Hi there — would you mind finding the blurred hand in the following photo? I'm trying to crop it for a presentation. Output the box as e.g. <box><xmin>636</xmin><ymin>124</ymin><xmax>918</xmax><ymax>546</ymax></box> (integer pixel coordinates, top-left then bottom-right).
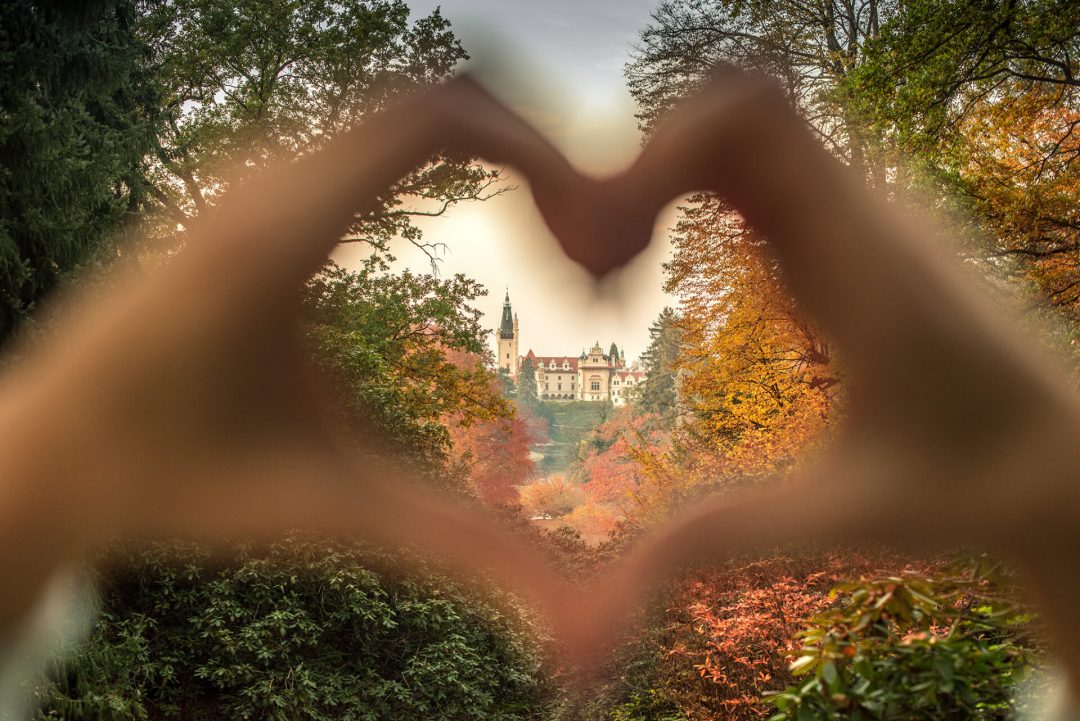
<box><xmin>555</xmin><ymin>71</ymin><xmax>1080</xmax><ymax>685</ymax></box>
<box><xmin>1</xmin><ymin>67</ymin><xmax>1078</xmax><ymax>690</ymax></box>
<box><xmin>0</xmin><ymin>76</ymin><xmax>586</xmax><ymax>629</ymax></box>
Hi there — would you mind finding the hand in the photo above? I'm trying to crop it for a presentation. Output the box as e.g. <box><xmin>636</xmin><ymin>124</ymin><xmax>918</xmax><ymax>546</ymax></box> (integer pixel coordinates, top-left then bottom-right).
<box><xmin>0</xmin><ymin>76</ymin><xmax>584</xmax><ymax>629</ymax></box>
<box><xmin>559</xmin><ymin>70</ymin><xmax>1080</xmax><ymax>686</ymax></box>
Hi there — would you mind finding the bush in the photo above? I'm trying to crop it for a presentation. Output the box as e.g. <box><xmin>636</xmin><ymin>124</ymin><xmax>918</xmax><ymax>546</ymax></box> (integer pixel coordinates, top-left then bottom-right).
<box><xmin>520</xmin><ymin>475</ymin><xmax>585</xmax><ymax>519</ymax></box>
<box><xmin>766</xmin><ymin>564</ymin><xmax>1034</xmax><ymax>721</ymax></box>
<box><xmin>35</xmin><ymin>539</ymin><xmax>549</xmax><ymax>721</ymax></box>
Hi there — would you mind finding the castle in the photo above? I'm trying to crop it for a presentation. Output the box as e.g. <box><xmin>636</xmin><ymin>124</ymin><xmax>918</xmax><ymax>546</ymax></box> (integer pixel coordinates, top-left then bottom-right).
<box><xmin>496</xmin><ymin>292</ymin><xmax>646</xmax><ymax>405</ymax></box>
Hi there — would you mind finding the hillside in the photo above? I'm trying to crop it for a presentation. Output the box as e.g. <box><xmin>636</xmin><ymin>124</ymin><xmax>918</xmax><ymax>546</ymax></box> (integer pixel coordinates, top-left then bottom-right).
<box><xmin>533</xmin><ymin>400</ymin><xmax>612</xmax><ymax>475</ymax></box>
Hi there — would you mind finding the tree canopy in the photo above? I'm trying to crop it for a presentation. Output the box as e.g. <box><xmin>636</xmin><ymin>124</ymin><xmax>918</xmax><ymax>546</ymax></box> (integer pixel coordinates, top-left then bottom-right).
<box><xmin>0</xmin><ymin>0</ymin><xmax>159</xmax><ymax>343</ymax></box>
<box><xmin>136</xmin><ymin>0</ymin><xmax>502</xmax><ymax>259</ymax></box>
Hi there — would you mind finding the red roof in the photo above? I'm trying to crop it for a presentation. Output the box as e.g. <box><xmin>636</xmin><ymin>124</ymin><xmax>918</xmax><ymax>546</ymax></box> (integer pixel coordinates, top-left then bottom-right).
<box><xmin>533</xmin><ymin>356</ymin><xmax>579</xmax><ymax>372</ymax></box>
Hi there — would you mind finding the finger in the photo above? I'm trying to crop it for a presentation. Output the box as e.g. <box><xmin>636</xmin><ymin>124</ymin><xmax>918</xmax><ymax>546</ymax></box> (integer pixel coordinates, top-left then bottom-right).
<box><xmin>424</xmin><ymin>77</ymin><xmax>643</xmax><ymax>277</ymax></box>
<box><xmin>620</xmin><ymin>70</ymin><xmax>1047</xmax><ymax>397</ymax></box>
<box><xmin>170</xmin><ymin>75</ymin><xmax>587</xmax><ymax>315</ymax></box>
<box><xmin>138</xmin><ymin>448</ymin><xmax>569</xmax><ymax>616</ymax></box>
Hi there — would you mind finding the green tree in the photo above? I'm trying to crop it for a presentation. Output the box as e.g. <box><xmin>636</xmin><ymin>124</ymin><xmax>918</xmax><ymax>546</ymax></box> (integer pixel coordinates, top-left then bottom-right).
<box><xmin>517</xmin><ymin>357</ymin><xmax>540</xmax><ymax>409</ymax></box>
<box><xmin>0</xmin><ymin>0</ymin><xmax>159</xmax><ymax>343</ymax></box>
<box><xmin>496</xmin><ymin>366</ymin><xmax>517</xmax><ymax>400</ymax></box>
<box><xmin>302</xmin><ymin>260</ymin><xmax>511</xmax><ymax>477</ymax></box>
<box><xmin>35</xmin><ymin>263</ymin><xmax>535</xmax><ymax>719</ymax></box>
<box><xmin>136</xmin><ymin>0</ymin><xmax>502</xmax><ymax>259</ymax></box>
<box><xmin>37</xmin><ymin>541</ymin><xmax>548</xmax><ymax>721</ymax></box>
<box><xmin>635</xmin><ymin>307</ymin><xmax>682</xmax><ymax>426</ymax></box>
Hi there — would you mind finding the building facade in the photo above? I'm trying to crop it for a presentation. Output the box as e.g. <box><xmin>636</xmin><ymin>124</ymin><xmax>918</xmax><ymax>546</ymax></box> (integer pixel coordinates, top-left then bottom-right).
<box><xmin>497</xmin><ymin>293</ymin><xmax>646</xmax><ymax>405</ymax></box>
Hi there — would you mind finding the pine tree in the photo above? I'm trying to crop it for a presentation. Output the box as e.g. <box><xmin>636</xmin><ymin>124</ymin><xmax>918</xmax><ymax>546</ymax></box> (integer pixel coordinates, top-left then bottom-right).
<box><xmin>517</xmin><ymin>357</ymin><xmax>540</xmax><ymax>408</ymax></box>
<box><xmin>636</xmin><ymin>307</ymin><xmax>681</xmax><ymax>425</ymax></box>
<box><xmin>0</xmin><ymin>0</ymin><xmax>160</xmax><ymax>343</ymax></box>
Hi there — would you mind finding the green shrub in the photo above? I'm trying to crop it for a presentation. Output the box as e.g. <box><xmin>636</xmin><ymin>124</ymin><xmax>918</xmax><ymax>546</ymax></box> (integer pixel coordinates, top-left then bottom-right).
<box><xmin>766</xmin><ymin>565</ymin><xmax>1034</xmax><ymax>721</ymax></box>
<box><xmin>36</xmin><ymin>539</ymin><xmax>549</xmax><ymax>721</ymax></box>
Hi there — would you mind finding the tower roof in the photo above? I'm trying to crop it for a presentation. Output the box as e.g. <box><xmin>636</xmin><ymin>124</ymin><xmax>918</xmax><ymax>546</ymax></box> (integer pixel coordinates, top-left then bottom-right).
<box><xmin>499</xmin><ymin>291</ymin><xmax>515</xmax><ymax>339</ymax></box>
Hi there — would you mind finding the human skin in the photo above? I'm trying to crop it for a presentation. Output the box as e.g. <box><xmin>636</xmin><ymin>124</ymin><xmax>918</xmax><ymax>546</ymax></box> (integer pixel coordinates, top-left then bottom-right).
<box><xmin>561</xmin><ymin>71</ymin><xmax>1080</xmax><ymax>691</ymax></box>
<box><xmin>0</xmin><ymin>76</ymin><xmax>584</xmax><ymax>632</ymax></box>
<box><xmin>0</xmin><ymin>69</ymin><xmax>1078</xmax><ymax>692</ymax></box>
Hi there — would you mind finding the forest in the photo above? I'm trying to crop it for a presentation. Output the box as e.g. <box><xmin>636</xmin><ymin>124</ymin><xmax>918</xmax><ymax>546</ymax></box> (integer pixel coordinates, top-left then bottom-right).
<box><xmin>1</xmin><ymin>0</ymin><xmax>1077</xmax><ymax>719</ymax></box>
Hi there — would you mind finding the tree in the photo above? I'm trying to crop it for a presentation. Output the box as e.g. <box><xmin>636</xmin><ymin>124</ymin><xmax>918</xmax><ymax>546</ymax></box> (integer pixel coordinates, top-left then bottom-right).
<box><xmin>660</xmin><ymin>199</ymin><xmax>837</xmax><ymax>483</ymax></box>
<box><xmin>37</xmin><ymin>263</ymin><xmax>537</xmax><ymax>719</ymax></box>
<box><xmin>635</xmin><ymin>307</ymin><xmax>682</xmax><ymax>425</ymax></box>
<box><xmin>448</xmin><ymin>415</ymin><xmax>534</xmax><ymax>506</ymax></box>
<box><xmin>626</xmin><ymin>0</ymin><xmax>891</xmax><ymax>179</ymax></box>
<box><xmin>302</xmin><ymin>262</ymin><xmax>510</xmax><ymax>476</ymax></box>
<box><xmin>846</xmin><ymin>0</ymin><xmax>1080</xmax><ymax>318</ymax></box>
<box><xmin>136</xmin><ymin>0</ymin><xmax>503</xmax><ymax>259</ymax></box>
<box><xmin>37</xmin><ymin>541</ymin><xmax>548</xmax><ymax>721</ymax></box>
<box><xmin>496</xmin><ymin>366</ymin><xmax>517</xmax><ymax>400</ymax></box>
<box><xmin>0</xmin><ymin>0</ymin><xmax>159</xmax><ymax>343</ymax></box>
<box><xmin>517</xmin><ymin>357</ymin><xmax>540</xmax><ymax>408</ymax></box>
<box><xmin>446</xmin><ymin>353</ymin><xmax>537</xmax><ymax>507</ymax></box>
<box><xmin>519</xmin><ymin>475</ymin><xmax>584</xmax><ymax>519</ymax></box>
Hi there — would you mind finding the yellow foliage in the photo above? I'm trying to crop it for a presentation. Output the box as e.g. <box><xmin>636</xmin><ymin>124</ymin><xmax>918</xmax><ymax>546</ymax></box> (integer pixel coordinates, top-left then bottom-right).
<box><xmin>665</xmin><ymin>197</ymin><xmax>837</xmax><ymax>482</ymax></box>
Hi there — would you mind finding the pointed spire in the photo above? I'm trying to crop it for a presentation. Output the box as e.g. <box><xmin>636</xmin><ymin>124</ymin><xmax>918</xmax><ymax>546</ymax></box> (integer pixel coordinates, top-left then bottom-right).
<box><xmin>499</xmin><ymin>289</ymin><xmax>515</xmax><ymax>339</ymax></box>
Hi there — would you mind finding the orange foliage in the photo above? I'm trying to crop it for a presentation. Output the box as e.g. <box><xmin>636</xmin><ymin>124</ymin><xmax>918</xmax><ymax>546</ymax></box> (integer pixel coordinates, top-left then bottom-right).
<box><xmin>655</xmin><ymin>552</ymin><xmax>934</xmax><ymax>721</ymax></box>
<box><xmin>957</xmin><ymin>82</ymin><xmax>1080</xmax><ymax>315</ymax></box>
<box><xmin>443</xmin><ymin>349</ymin><xmax>535</xmax><ymax>506</ymax></box>
<box><xmin>665</xmin><ymin>199</ymin><xmax>837</xmax><ymax>481</ymax></box>
<box><xmin>449</xmin><ymin>415</ymin><xmax>534</xmax><ymax>506</ymax></box>
<box><xmin>561</xmin><ymin>500</ymin><xmax>620</xmax><ymax>545</ymax></box>
<box><xmin>519</xmin><ymin>474</ymin><xmax>584</xmax><ymax>519</ymax></box>
<box><xmin>577</xmin><ymin>407</ymin><xmax>674</xmax><ymax>522</ymax></box>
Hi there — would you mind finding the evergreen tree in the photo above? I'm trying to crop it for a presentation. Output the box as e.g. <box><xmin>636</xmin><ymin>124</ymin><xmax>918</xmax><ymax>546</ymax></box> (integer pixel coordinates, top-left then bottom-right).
<box><xmin>636</xmin><ymin>307</ymin><xmax>681</xmax><ymax>425</ymax></box>
<box><xmin>0</xmin><ymin>0</ymin><xmax>159</xmax><ymax>343</ymax></box>
<box><xmin>517</xmin><ymin>357</ymin><xmax>540</xmax><ymax>408</ymax></box>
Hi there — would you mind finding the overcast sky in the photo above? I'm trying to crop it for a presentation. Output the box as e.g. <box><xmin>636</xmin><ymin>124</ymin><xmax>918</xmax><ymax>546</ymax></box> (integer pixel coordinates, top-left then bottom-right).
<box><xmin>333</xmin><ymin>0</ymin><xmax>679</xmax><ymax>363</ymax></box>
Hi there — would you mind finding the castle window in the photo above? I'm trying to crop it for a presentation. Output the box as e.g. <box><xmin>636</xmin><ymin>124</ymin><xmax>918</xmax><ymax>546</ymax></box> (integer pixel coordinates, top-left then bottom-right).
<box><xmin>590</xmin><ymin>380</ymin><xmax>600</xmax><ymax>391</ymax></box>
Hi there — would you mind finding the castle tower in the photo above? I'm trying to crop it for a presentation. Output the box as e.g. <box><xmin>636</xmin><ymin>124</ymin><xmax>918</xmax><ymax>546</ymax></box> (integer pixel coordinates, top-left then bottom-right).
<box><xmin>497</xmin><ymin>291</ymin><xmax>520</xmax><ymax>377</ymax></box>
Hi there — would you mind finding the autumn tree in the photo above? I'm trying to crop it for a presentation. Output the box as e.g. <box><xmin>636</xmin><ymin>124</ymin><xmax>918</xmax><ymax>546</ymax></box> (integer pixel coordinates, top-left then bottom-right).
<box><xmin>445</xmin><ymin>353</ymin><xmax>536</xmax><ymax>507</ymax></box>
<box><xmin>624</xmin><ymin>0</ymin><xmax>859</xmax><ymax>488</ymax></box>
<box><xmin>665</xmin><ymin>201</ymin><xmax>836</xmax><ymax>480</ymax></box>
<box><xmin>519</xmin><ymin>475</ymin><xmax>584</xmax><ymax>519</ymax></box>
<box><xmin>573</xmin><ymin>407</ymin><xmax>671</xmax><ymax>520</ymax></box>
<box><xmin>846</xmin><ymin>0</ymin><xmax>1080</xmax><ymax>319</ymax></box>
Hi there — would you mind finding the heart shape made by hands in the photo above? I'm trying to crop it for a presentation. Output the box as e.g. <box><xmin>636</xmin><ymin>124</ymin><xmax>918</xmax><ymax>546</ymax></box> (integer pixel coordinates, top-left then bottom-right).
<box><xmin>6</xmin><ymin>67</ymin><xmax>1080</xmax><ymax>690</ymax></box>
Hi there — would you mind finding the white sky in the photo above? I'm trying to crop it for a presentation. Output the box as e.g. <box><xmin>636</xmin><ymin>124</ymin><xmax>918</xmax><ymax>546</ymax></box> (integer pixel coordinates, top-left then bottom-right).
<box><xmin>332</xmin><ymin>0</ymin><xmax>680</xmax><ymax>363</ymax></box>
